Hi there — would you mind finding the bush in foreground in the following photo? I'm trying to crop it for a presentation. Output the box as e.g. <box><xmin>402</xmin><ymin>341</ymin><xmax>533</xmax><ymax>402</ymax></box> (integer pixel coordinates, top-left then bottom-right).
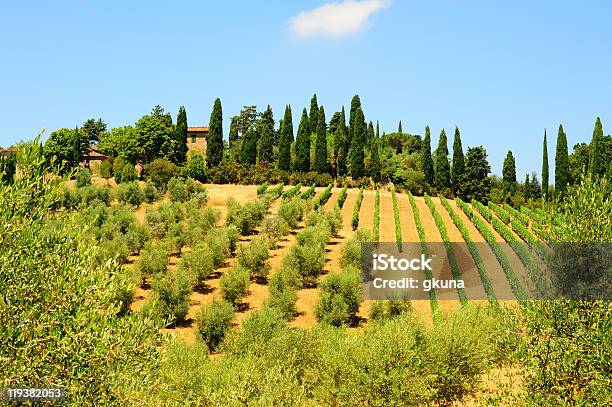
<box><xmin>117</xmin><ymin>181</ymin><xmax>144</xmax><ymax>207</ymax></box>
<box><xmin>237</xmin><ymin>235</ymin><xmax>271</xmax><ymax>280</ymax></box>
<box><xmin>315</xmin><ymin>269</ymin><xmax>362</xmax><ymax>326</ymax></box>
<box><xmin>146</xmin><ymin>267</ymin><xmax>192</xmax><ymax>325</ymax></box>
<box><xmin>196</xmin><ymin>300</ymin><xmax>234</xmax><ymax>351</ymax></box>
<box><xmin>220</xmin><ymin>266</ymin><xmax>250</xmax><ymax>306</ymax></box>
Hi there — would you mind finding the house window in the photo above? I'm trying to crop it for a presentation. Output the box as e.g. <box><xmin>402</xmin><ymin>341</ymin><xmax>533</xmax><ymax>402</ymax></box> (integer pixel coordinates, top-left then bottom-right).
<box><xmin>192</xmin><ymin>135</ymin><xmax>196</xmax><ymax>143</ymax></box>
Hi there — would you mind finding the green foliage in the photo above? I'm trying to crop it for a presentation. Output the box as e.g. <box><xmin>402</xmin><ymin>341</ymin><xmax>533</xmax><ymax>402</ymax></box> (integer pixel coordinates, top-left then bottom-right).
<box><xmin>132</xmin><ymin>106</ymin><xmax>176</xmax><ymax>163</ymax></box>
<box><xmin>278</xmin><ymin>105</ymin><xmax>293</xmax><ymax>171</ymax></box>
<box><xmin>116</xmin><ymin>181</ymin><xmax>144</xmax><ymax>207</ymax></box>
<box><xmin>146</xmin><ymin>268</ymin><xmax>192</xmax><ymax>325</ymax></box>
<box><xmin>300</xmin><ymin>183</ymin><xmax>316</xmax><ymax>199</ymax></box>
<box><xmin>336</xmin><ymin>185</ymin><xmax>348</xmax><ymax>208</ymax></box>
<box><xmin>488</xmin><ymin>202</ymin><xmax>510</xmax><ymax>223</ymax></box>
<box><xmin>451</xmin><ymin>126</ymin><xmax>465</xmax><ymax>193</ymax></box>
<box><xmin>239</xmin><ymin>126</ymin><xmax>258</xmax><ymax>165</ymax></box>
<box><xmin>316</xmin><ymin>269</ymin><xmax>362</xmax><ymax>326</ymax></box>
<box><xmin>225</xmin><ymin>199</ymin><xmax>267</xmax><ymax>235</ymax></box>
<box><xmin>174</xmin><ymin>105</ymin><xmax>188</xmax><ymax>163</ymax></box>
<box><xmin>278</xmin><ymin>196</ymin><xmax>305</xmax><ymax>229</ymax></box>
<box><xmin>256</xmin><ymin>105</ymin><xmax>275</xmax><ymax>166</ymax></box>
<box><xmin>555</xmin><ymin>124</ymin><xmax>570</xmax><ymax>195</ymax></box>
<box><xmin>220</xmin><ymin>266</ymin><xmax>250</xmax><ymax>306</ymax></box>
<box><xmin>179</xmin><ymin>243</ymin><xmax>215</xmax><ymax>284</ymax></box>
<box><xmin>282</xmin><ymin>183</ymin><xmax>301</xmax><ymax>199</ymax></box>
<box><xmin>340</xmin><ymin>229</ymin><xmax>372</xmax><ymax>270</ymax></box>
<box><xmin>349</xmin><ymin>99</ymin><xmax>366</xmax><ymax>178</ymax></box>
<box><xmin>504</xmin><ymin>203</ymin><xmax>529</xmax><ymax>226</ymax></box>
<box><xmin>144</xmin><ymin>158</ymin><xmax>180</xmax><ymax>192</ymax></box>
<box><xmin>373</xmin><ymin>188</ymin><xmax>380</xmax><ymax>241</ymax></box>
<box><xmin>434</xmin><ymin>129</ymin><xmax>451</xmax><ymax>189</ymax></box>
<box><xmin>424</xmin><ymin>194</ymin><xmax>467</xmax><ymax>305</ymax></box>
<box><xmin>260</xmin><ymin>215</ymin><xmax>290</xmax><ymax>242</ymax></box>
<box><xmin>257</xmin><ymin>181</ymin><xmax>269</xmax><ymax>195</ymax></box>
<box><xmin>408</xmin><ymin>191</ymin><xmax>440</xmax><ymax>316</ymax></box>
<box><xmin>457</xmin><ymin>146</ymin><xmax>492</xmax><ymax>203</ymax></box>
<box><xmin>314</xmin><ymin>184</ymin><xmax>333</xmax><ymax>209</ymax></box>
<box><xmin>183</xmin><ymin>153</ymin><xmax>207</xmax><ymax>182</ymax></box>
<box><xmin>136</xmin><ymin>240</ymin><xmax>171</xmax><ymax>284</ymax></box>
<box><xmin>589</xmin><ymin>117</ymin><xmax>606</xmax><ymax>177</ymax></box>
<box><xmin>334</xmin><ymin>107</ymin><xmax>349</xmax><ymax>176</ymax></box>
<box><xmin>369</xmin><ymin>299</ymin><xmax>411</xmax><ymax>321</ymax></box>
<box><xmin>440</xmin><ymin>196</ymin><xmax>496</xmax><ymax>301</ymax></box>
<box><xmin>196</xmin><ymin>300</ymin><xmax>234</xmax><ymax>351</ymax></box>
<box><xmin>117</xmin><ymin>161</ymin><xmax>137</xmax><ymax>183</ymax></box>
<box><xmin>391</xmin><ymin>188</ymin><xmax>402</xmax><ymax>248</ymax></box>
<box><xmin>542</xmin><ymin>130</ymin><xmax>549</xmax><ymax>197</ymax></box>
<box><xmin>295</xmin><ymin>108</ymin><xmax>311</xmax><ymax>172</ymax></box>
<box><xmin>502</xmin><ymin>150</ymin><xmax>517</xmax><ymax>193</ymax></box>
<box><xmin>43</xmin><ymin>127</ymin><xmax>89</xmax><ymax>173</ymax></box>
<box><xmin>238</xmin><ymin>235</ymin><xmax>271</xmax><ymax>279</ymax></box>
<box><xmin>421</xmin><ymin>126</ymin><xmax>435</xmax><ymax>185</ymax></box>
<box><xmin>98</xmin><ymin>158</ymin><xmax>112</xmax><ymax>178</ymax></box>
<box><xmin>266</xmin><ymin>267</ymin><xmax>299</xmax><ymax>319</ymax></box>
<box><xmin>313</xmin><ymin>105</ymin><xmax>328</xmax><ymax>173</ymax></box>
<box><xmin>306</xmin><ymin>206</ymin><xmax>342</xmax><ymax>236</ymax></box>
<box><xmin>143</xmin><ymin>180</ymin><xmax>161</xmax><ymax>203</ymax></box>
<box><xmin>76</xmin><ymin>167</ymin><xmax>92</xmax><ymax>187</ymax></box>
<box><xmin>207</xmin><ymin>98</ymin><xmax>224</xmax><ymax>166</ymax></box>
<box><xmin>167</xmin><ymin>177</ymin><xmax>206</xmax><ymax>203</ymax></box>
<box><xmin>265</xmin><ymin>182</ymin><xmax>284</xmax><ymax>199</ymax></box>
<box><xmin>351</xmin><ymin>188</ymin><xmax>364</xmax><ymax>230</ymax></box>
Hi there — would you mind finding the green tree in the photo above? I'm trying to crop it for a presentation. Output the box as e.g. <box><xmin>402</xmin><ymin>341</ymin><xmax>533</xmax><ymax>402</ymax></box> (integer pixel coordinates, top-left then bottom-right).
<box><xmin>524</xmin><ymin>173</ymin><xmax>531</xmax><ymax>199</ymax></box>
<box><xmin>229</xmin><ymin>116</ymin><xmax>240</xmax><ymax>150</ymax></box>
<box><xmin>207</xmin><ymin>98</ymin><xmax>224</xmax><ymax>166</ymax></box>
<box><xmin>349</xmin><ymin>105</ymin><xmax>365</xmax><ymax>179</ymax></box>
<box><xmin>398</xmin><ymin>121</ymin><xmax>403</xmax><ymax>134</ymax></box>
<box><xmin>295</xmin><ymin>108</ymin><xmax>310</xmax><ymax>172</ymax></box>
<box><xmin>451</xmin><ymin>126</ymin><xmax>465</xmax><ymax>194</ymax></box>
<box><xmin>434</xmin><ymin>129</ymin><xmax>451</xmax><ymax>189</ymax></box>
<box><xmin>313</xmin><ymin>106</ymin><xmax>328</xmax><ymax>173</ymax></box>
<box><xmin>0</xmin><ymin>150</ymin><xmax>16</xmax><ymax>184</ymax></box>
<box><xmin>97</xmin><ymin>125</ymin><xmax>140</xmax><ymax>163</ymax></box>
<box><xmin>333</xmin><ymin>107</ymin><xmax>349</xmax><ymax>177</ymax></box>
<box><xmin>458</xmin><ymin>146</ymin><xmax>491</xmax><ymax>203</ymax></box>
<box><xmin>502</xmin><ymin>150</ymin><xmax>517</xmax><ymax>193</ymax></box>
<box><xmin>370</xmin><ymin>125</ymin><xmax>381</xmax><ymax>183</ymax></box>
<box><xmin>134</xmin><ymin>106</ymin><xmax>175</xmax><ymax>163</ymax></box>
<box><xmin>81</xmin><ymin>118</ymin><xmax>106</xmax><ymax>143</ymax></box>
<box><xmin>256</xmin><ymin>105</ymin><xmax>275</xmax><ymax>166</ymax></box>
<box><xmin>238</xmin><ymin>106</ymin><xmax>257</xmax><ymax>136</ymax></box>
<box><xmin>43</xmin><ymin>127</ymin><xmax>88</xmax><ymax>173</ymax></box>
<box><xmin>367</xmin><ymin>121</ymin><xmax>375</xmax><ymax>148</ymax></box>
<box><xmin>174</xmin><ymin>106</ymin><xmax>188</xmax><ymax>163</ymax></box>
<box><xmin>348</xmin><ymin>95</ymin><xmax>362</xmax><ymax>138</ymax></box>
<box><xmin>555</xmin><ymin>124</ymin><xmax>570</xmax><ymax>195</ymax></box>
<box><xmin>309</xmin><ymin>94</ymin><xmax>319</xmax><ymax>136</ymax></box>
<box><xmin>239</xmin><ymin>127</ymin><xmax>257</xmax><ymax>165</ymax></box>
<box><xmin>278</xmin><ymin>105</ymin><xmax>293</xmax><ymax>171</ymax></box>
<box><xmin>421</xmin><ymin>126</ymin><xmax>434</xmax><ymax>185</ymax></box>
<box><xmin>542</xmin><ymin>129</ymin><xmax>549</xmax><ymax>197</ymax></box>
<box><xmin>589</xmin><ymin>117</ymin><xmax>605</xmax><ymax>178</ymax></box>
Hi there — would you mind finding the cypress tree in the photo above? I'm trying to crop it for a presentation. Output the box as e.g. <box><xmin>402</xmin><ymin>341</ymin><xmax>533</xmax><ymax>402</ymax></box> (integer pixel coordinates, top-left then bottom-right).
<box><xmin>458</xmin><ymin>146</ymin><xmax>492</xmax><ymax>203</ymax></box>
<box><xmin>174</xmin><ymin>106</ymin><xmax>188</xmax><ymax>163</ymax></box>
<box><xmin>370</xmin><ymin>126</ymin><xmax>381</xmax><ymax>183</ymax></box>
<box><xmin>239</xmin><ymin>127</ymin><xmax>257</xmax><ymax>165</ymax></box>
<box><xmin>524</xmin><ymin>173</ymin><xmax>531</xmax><ymax>199</ymax></box>
<box><xmin>349</xmin><ymin>107</ymin><xmax>365</xmax><ymax>178</ymax></box>
<box><xmin>314</xmin><ymin>106</ymin><xmax>327</xmax><ymax>173</ymax></box>
<box><xmin>376</xmin><ymin>121</ymin><xmax>380</xmax><ymax>139</ymax></box>
<box><xmin>542</xmin><ymin>130</ymin><xmax>549</xmax><ymax>197</ymax></box>
<box><xmin>256</xmin><ymin>105</ymin><xmax>275</xmax><ymax>166</ymax></box>
<box><xmin>228</xmin><ymin>116</ymin><xmax>240</xmax><ymax>150</ymax></box>
<box><xmin>451</xmin><ymin>126</ymin><xmax>465</xmax><ymax>194</ymax></box>
<box><xmin>589</xmin><ymin>117</ymin><xmax>605</xmax><ymax>177</ymax></box>
<box><xmin>334</xmin><ymin>107</ymin><xmax>348</xmax><ymax>176</ymax></box>
<box><xmin>398</xmin><ymin>121</ymin><xmax>403</xmax><ymax>134</ymax></box>
<box><xmin>502</xmin><ymin>150</ymin><xmax>517</xmax><ymax>193</ymax></box>
<box><xmin>278</xmin><ymin>105</ymin><xmax>293</xmax><ymax>171</ymax></box>
<box><xmin>421</xmin><ymin>126</ymin><xmax>434</xmax><ymax>185</ymax></box>
<box><xmin>348</xmin><ymin>95</ymin><xmax>362</xmax><ymax>138</ymax></box>
<box><xmin>434</xmin><ymin>129</ymin><xmax>451</xmax><ymax>189</ymax></box>
<box><xmin>207</xmin><ymin>98</ymin><xmax>224</xmax><ymax>166</ymax></box>
<box><xmin>295</xmin><ymin>108</ymin><xmax>310</xmax><ymax>172</ymax></box>
<box><xmin>555</xmin><ymin>124</ymin><xmax>570</xmax><ymax>194</ymax></box>
<box><xmin>309</xmin><ymin>94</ymin><xmax>319</xmax><ymax>135</ymax></box>
<box><xmin>367</xmin><ymin>121</ymin><xmax>375</xmax><ymax>147</ymax></box>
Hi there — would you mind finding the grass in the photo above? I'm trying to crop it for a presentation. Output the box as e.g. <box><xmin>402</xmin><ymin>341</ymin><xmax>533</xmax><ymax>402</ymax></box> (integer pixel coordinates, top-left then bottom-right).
<box><xmin>351</xmin><ymin>188</ymin><xmax>364</xmax><ymax>231</ymax></box>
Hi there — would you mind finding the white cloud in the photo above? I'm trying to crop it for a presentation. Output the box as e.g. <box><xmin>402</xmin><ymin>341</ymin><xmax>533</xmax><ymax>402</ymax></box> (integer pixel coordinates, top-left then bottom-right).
<box><xmin>289</xmin><ymin>0</ymin><xmax>390</xmax><ymax>38</ymax></box>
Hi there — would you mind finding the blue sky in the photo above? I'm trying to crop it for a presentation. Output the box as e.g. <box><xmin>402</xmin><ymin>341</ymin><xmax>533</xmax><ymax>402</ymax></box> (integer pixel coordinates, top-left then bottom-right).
<box><xmin>0</xmin><ymin>0</ymin><xmax>610</xmax><ymax>178</ymax></box>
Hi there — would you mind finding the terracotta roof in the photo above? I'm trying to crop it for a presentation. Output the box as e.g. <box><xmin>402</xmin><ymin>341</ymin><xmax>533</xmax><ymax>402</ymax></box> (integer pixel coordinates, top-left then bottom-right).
<box><xmin>188</xmin><ymin>126</ymin><xmax>209</xmax><ymax>132</ymax></box>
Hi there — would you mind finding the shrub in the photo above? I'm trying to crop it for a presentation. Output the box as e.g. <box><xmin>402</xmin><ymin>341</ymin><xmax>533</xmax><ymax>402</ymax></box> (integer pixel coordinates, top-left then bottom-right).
<box><xmin>266</xmin><ymin>268</ymin><xmax>299</xmax><ymax>320</ymax></box>
<box><xmin>300</xmin><ymin>183</ymin><xmax>316</xmax><ymax>199</ymax></box>
<box><xmin>167</xmin><ymin>221</ymin><xmax>188</xmax><ymax>252</ymax></box>
<box><xmin>315</xmin><ymin>269</ymin><xmax>362</xmax><ymax>326</ymax></box>
<box><xmin>125</xmin><ymin>222</ymin><xmax>149</xmax><ymax>253</ymax></box>
<box><xmin>306</xmin><ymin>207</ymin><xmax>342</xmax><ymax>236</ymax></box>
<box><xmin>369</xmin><ymin>299</ymin><xmax>411</xmax><ymax>321</ymax></box>
<box><xmin>351</xmin><ymin>188</ymin><xmax>364</xmax><ymax>230</ymax></box>
<box><xmin>137</xmin><ymin>240</ymin><xmax>171</xmax><ymax>285</ymax></box>
<box><xmin>143</xmin><ymin>180</ymin><xmax>161</xmax><ymax>203</ymax></box>
<box><xmin>226</xmin><ymin>199</ymin><xmax>267</xmax><ymax>235</ymax></box>
<box><xmin>340</xmin><ymin>229</ymin><xmax>372</xmax><ymax>270</ymax></box>
<box><xmin>168</xmin><ymin>177</ymin><xmax>189</xmax><ymax>202</ymax></box>
<box><xmin>285</xmin><ymin>239</ymin><xmax>326</xmax><ymax>286</ymax></box>
<box><xmin>98</xmin><ymin>233</ymin><xmax>130</xmax><ymax>264</ymax></box>
<box><xmin>278</xmin><ymin>197</ymin><xmax>305</xmax><ymax>229</ymax></box>
<box><xmin>504</xmin><ymin>203</ymin><xmax>530</xmax><ymax>226</ymax></box>
<box><xmin>266</xmin><ymin>183</ymin><xmax>284</xmax><ymax>199</ymax></box>
<box><xmin>282</xmin><ymin>183</ymin><xmax>301</xmax><ymax>199</ymax></box>
<box><xmin>489</xmin><ymin>202</ymin><xmax>510</xmax><ymax>224</ymax></box>
<box><xmin>260</xmin><ymin>215</ymin><xmax>290</xmax><ymax>242</ymax></box>
<box><xmin>196</xmin><ymin>300</ymin><xmax>234</xmax><ymax>351</ymax></box>
<box><xmin>99</xmin><ymin>158</ymin><xmax>113</xmax><ymax>178</ymax></box>
<box><xmin>78</xmin><ymin>185</ymin><xmax>111</xmax><ymax>207</ymax></box>
<box><xmin>336</xmin><ymin>185</ymin><xmax>348</xmax><ymax>208</ymax></box>
<box><xmin>144</xmin><ymin>158</ymin><xmax>180</xmax><ymax>191</ymax></box>
<box><xmin>76</xmin><ymin>167</ymin><xmax>91</xmax><ymax>187</ymax></box>
<box><xmin>148</xmin><ymin>267</ymin><xmax>192</xmax><ymax>325</ymax></box>
<box><xmin>237</xmin><ymin>235</ymin><xmax>271</xmax><ymax>280</ymax></box>
<box><xmin>220</xmin><ymin>266</ymin><xmax>250</xmax><ymax>306</ymax></box>
<box><xmin>314</xmin><ymin>184</ymin><xmax>333</xmax><ymax>209</ymax></box>
<box><xmin>179</xmin><ymin>243</ymin><xmax>215</xmax><ymax>285</ymax></box>
<box><xmin>117</xmin><ymin>181</ymin><xmax>144</xmax><ymax>207</ymax></box>
<box><xmin>112</xmin><ymin>156</ymin><xmax>128</xmax><ymax>178</ymax></box>
<box><xmin>205</xmin><ymin>227</ymin><xmax>232</xmax><ymax>268</ymax></box>
<box><xmin>118</xmin><ymin>162</ymin><xmax>137</xmax><ymax>183</ymax></box>
<box><xmin>183</xmin><ymin>153</ymin><xmax>207</xmax><ymax>182</ymax></box>
<box><xmin>257</xmin><ymin>181</ymin><xmax>270</xmax><ymax>195</ymax></box>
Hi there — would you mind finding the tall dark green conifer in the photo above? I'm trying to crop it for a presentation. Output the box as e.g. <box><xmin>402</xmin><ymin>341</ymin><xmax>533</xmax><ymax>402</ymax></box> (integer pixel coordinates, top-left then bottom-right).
<box><xmin>451</xmin><ymin>126</ymin><xmax>465</xmax><ymax>194</ymax></box>
<box><xmin>370</xmin><ymin>125</ymin><xmax>381</xmax><ymax>183</ymax></box>
<box><xmin>228</xmin><ymin>116</ymin><xmax>239</xmax><ymax>150</ymax></box>
<box><xmin>348</xmin><ymin>95</ymin><xmax>362</xmax><ymax>138</ymax></box>
<box><xmin>398</xmin><ymin>121</ymin><xmax>403</xmax><ymax>134</ymax></box>
<box><xmin>421</xmin><ymin>126</ymin><xmax>434</xmax><ymax>185</ymax></box>
<box><xmin>174</xmin><ymin>106</ymin><xmax>188</xmax><ymax>163</ymax></box>
<box><xmin>542</xmin><ymin>130</ymin><xmax>549</xmax><ymax>197</ymax></box>
<box><xmin>314</xmin><ymin>106</ymin><xmax>327</xmax><ymax>173</ymax></box>
<box><xmin>295</xmin><ymin>108</ymin><xmax>310</xmax><ymax>172</ymax></box>
<box><xmin>309</xmin><ymin>94</ymin><xmax>319</xmax><ymax>135</ymax></box>
<box><xmin>502</xmin><ymin>151</ymin><xmax>517</xmax><ymax>193</ymax></box>
<box><xmin>434</xmin><ymin>129</ymin><xmax>451</xmax><ymax>189</ymax></box>
<box><xmin>555</xmin><ymin>124</ymin><xmax>570</xmax><ymax>194</ymax></box>
<box><xmin>207</xmin><ymin>98</ymin><xmax>224</xmax><ymax>166</ymax></box>
<box><xmin>278</xmin><ymin>105</ymin><xmax>293</xmax><ymax>171</ymax></box>
<box><xmin>349</xmin><ymin>107</ymin><xmax>365</xmax><ymax>178</ymax></box>
<box><xmin>239</xmin><ymin>127</ymin><xmax>257</xmax><ymax>165</ymax></box>
<box><xmin>524</xmin><ymin>173</ymin><xmax>531</xmax><ymax>199</ymax></box>
<box><xmin>458</xmin><ymin>146</ymin><xmax>492</xmax><ymax>203</ymax></box>
<box><xmin>334</xmin><ymin>107</ymin><xmax>348</xmax><ymax>176</ymax></box>
<box><xmin>256</xmin><ymin>105</ymin><xmax>274</xmax><ymax>166</ymax></box>
<box><xmin>589</xmin><ymin>117</ymin><xmax>605</xmax><ymax>178</ymax></box>
<box><xmin>367</xmin><ymin>121</ymin><xmax>375</xmax><ymax>148</ymax></box>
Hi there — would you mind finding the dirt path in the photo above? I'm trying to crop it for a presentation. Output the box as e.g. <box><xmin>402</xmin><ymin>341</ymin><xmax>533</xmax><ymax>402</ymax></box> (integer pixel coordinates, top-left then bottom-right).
<box><xmin>445</xmin><ymin>200</ymin><xmax>515</xmax><ymax>300</ymax></box>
